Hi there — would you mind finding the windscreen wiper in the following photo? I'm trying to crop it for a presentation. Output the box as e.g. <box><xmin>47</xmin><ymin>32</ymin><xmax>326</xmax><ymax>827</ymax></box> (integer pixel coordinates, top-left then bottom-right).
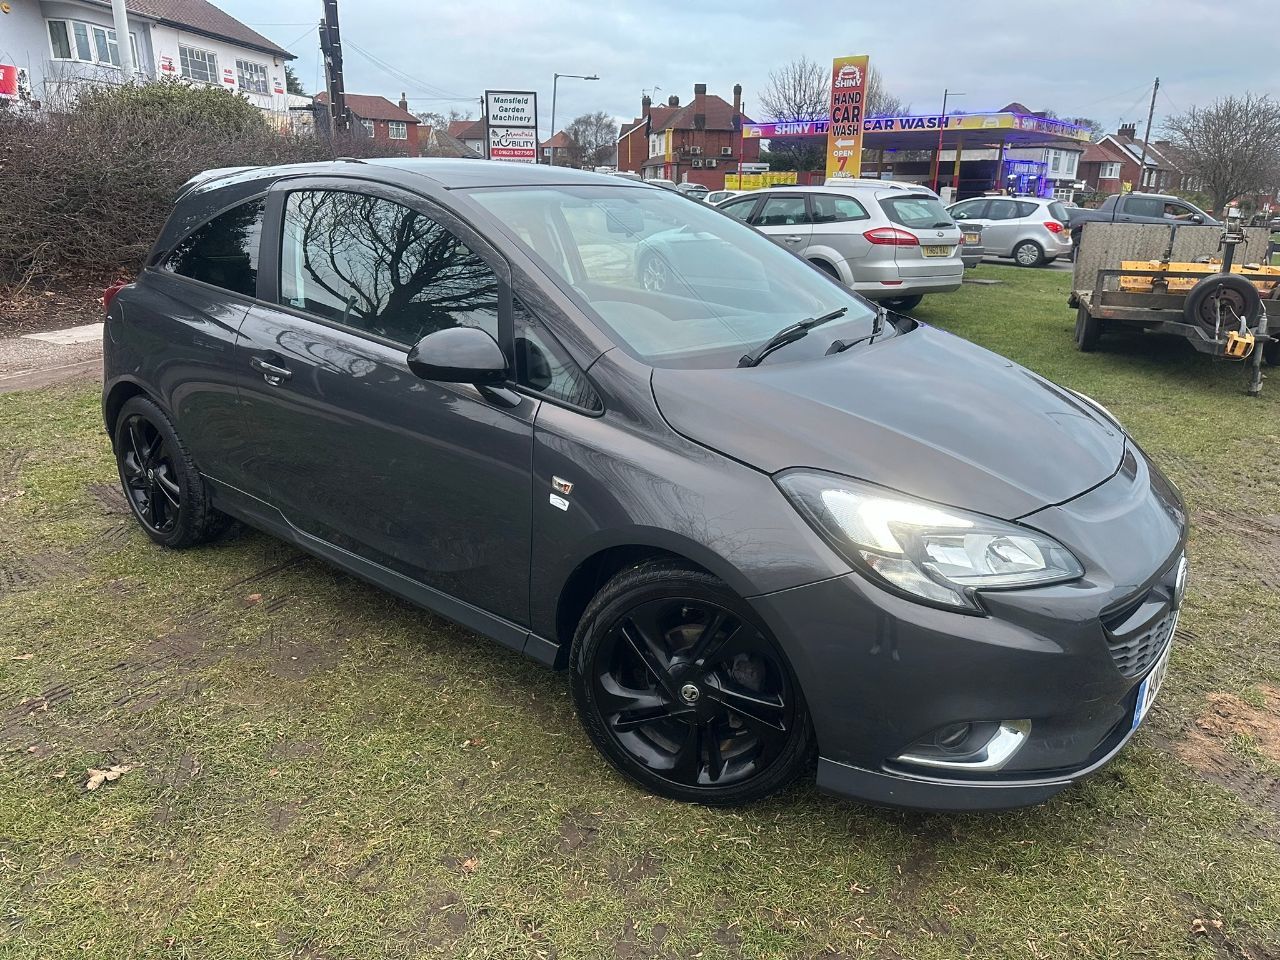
<box><xmin>827</xmin><ymin>304</ymin><xmax>888</xmax><ymax>355</ymax></box>
<box><xmin>738</xmin><ymin>307</ymin><xmax>848</xmax><ymax>368</ymax></box>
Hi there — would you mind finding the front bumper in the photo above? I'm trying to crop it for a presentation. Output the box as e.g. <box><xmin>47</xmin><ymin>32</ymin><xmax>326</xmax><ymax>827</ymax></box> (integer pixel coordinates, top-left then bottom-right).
<box><xmin>751</xmin><ymin>444</ymin><xmax>1186</xmax><ymax>810</ymax></box>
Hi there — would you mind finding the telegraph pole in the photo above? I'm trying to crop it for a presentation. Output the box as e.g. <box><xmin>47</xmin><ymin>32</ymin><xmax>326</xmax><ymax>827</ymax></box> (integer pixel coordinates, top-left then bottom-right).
<box><xmin>1137</xmin><ymin>77</ymin><xmax>1159</xmax><ymax>189</ymax></box>
<box><xmin>109</xmin><ymin>0</ymin><xmax>134</xmax><ymax>80</ymax></box>
<box><xmin>319</xmin><ymin>0</ymin><xmax>349</xmax><ymax>136</ymax></box>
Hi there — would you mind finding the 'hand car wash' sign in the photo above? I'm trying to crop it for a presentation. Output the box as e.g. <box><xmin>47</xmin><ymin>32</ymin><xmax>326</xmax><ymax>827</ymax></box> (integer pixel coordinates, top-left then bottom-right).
<box><xmin>825</xmin><ymin>55</ymin><xmax>869</xmax><ymax>181</ymax></box>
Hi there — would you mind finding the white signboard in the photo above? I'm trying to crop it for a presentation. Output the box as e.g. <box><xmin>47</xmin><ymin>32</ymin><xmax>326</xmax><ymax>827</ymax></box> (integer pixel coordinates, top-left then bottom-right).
<box><xmin>488</xmin><ymin>126</ymin><xmax>538</xmax><ymax>163</ymax></box>
<box><xmin>485</xmin><ymin>91</ymin><xmax>537</xmax><ymax>129</ymax></box>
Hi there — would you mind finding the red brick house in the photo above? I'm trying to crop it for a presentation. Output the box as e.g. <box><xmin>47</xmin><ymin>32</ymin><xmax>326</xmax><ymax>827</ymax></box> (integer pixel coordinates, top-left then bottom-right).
<box><xmin>315</xmin><ymin>91</ymin><xmax>420</xmax><ymax>152</ymax></box>
<box><xmin>540</xmin><ymin>131</ymin><xmax>575</xmax><ymax>164</ymax></box>
<box><xmin>1077</xmin><ymin>123</ymin><xmax>1183</xmax><ymax>196</ymax></box>
<box><xmin>617</xmin><ymin>83</ymin><xmax>759</xmax><ymax>188</ymax></box>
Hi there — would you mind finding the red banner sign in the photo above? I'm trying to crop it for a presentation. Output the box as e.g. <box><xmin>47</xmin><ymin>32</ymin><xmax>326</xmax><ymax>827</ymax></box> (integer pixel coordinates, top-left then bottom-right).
<box><xmin>0</xmin><ymin>64</ymin><xmax>18</xmax><ymax>100</ymax></box>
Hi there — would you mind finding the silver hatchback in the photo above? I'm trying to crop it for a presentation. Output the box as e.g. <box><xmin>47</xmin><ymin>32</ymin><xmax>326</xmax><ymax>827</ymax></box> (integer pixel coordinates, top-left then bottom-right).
<box><xmin>947</xmin><ymin>196</ymin><xmax>1073</xmax><ymax>267</ymax></box>
<box><xmin>717</xmin><ymin>185</ymin><xmax>963</xmax><ymax>311</ymax></box>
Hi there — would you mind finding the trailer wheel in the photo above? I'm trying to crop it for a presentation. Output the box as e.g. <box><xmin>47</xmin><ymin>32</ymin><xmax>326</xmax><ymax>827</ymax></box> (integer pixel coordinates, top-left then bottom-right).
<box><xmin>1184</xmin><ymin>273</ymin><xmax>1262</xmax><ymax>332</ymax></box>
<box><xmin>1075</xmin><ymin>305</ymin><xmax>1102</xmax><ymax>352</ymax></box>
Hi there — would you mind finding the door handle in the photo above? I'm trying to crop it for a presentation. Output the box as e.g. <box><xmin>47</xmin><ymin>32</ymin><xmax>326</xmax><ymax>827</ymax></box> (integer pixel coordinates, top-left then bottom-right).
<box><xmin>250</xmin><ymin>355</ymin><xmax>292</xmax><ymax>384</ymax></box>
<box><xmin>784</xmin><ymin>235</ymin><xmax>805</xmax><ymax>244</ymax></box>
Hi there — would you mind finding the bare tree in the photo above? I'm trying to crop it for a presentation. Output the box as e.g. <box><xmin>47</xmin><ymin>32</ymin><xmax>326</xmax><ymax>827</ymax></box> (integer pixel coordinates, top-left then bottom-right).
<box><xmin>564</xmin><ymin>111</ymin><xmax>618</xmax><ymax>168</ymax></box>
<box><xmin>414</xmin><ymin>106</ymin><xmax>474</xmax><ymax>130</ymax></box>
<box><xmin>865</xmin><ymin>69</ymin><xmax>908</xmax><ymax>118</ymax></box>
<box><xmin>1164</xmin><ymin>93</ymin><xmax>1280</xmax><ymax>213</ymax></box>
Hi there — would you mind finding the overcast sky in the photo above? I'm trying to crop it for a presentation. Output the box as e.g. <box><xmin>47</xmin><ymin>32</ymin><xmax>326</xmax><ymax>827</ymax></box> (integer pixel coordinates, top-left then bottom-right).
<box><xmin>224</xmin><ymin>0</ymin><xmax>1278</xmax><ymax>138</ymax></box>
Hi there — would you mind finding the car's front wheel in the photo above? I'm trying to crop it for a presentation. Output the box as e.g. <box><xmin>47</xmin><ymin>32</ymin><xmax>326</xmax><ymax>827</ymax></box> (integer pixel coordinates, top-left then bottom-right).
<box><xmin>113</xmin><ymin>395</ymin><xmax>230</xmax><ymax>548</ymax></box>
<box><xmin>570</xmin><ymin>562</ymin><xmax>815</xmax><ymax>805</ymax></box>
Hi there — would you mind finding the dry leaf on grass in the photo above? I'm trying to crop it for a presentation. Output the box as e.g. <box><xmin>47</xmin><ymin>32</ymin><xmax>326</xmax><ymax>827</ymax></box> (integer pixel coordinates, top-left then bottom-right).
<box><xmin>460</xmin><ymin>857</ymin><xmax>479</xmax><ymax>874</ymax></box>
<box><xmin>10</xmin><ymin>654</ymin><xmax>34</xmax><ymax>661</ymax></box>
<box><xmin>85</xmin><ymin>765</ymin><xmax>133</xmax><ymax>791</ymax></box>
<box><xmin>245</xmin><ymin>593</ymin><xmax>263</xmax><ymax>604</ymax></box>
<box><xmin>1190</xmin><ymin>918</ymin><xmax>1223</xmax><ymax>936</ymax></box>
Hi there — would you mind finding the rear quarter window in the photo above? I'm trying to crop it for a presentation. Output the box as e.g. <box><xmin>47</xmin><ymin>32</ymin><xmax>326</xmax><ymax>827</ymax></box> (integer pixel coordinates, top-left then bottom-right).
<box><xmin>161</xmin><ymin>198</ymin><xmax>265</xmax><ymax>297</ymax></box>
<box><xmin>1047</xmin><ymin>201</ymin><xmax>1069</xmax><ymax>223</ymax></box>
<box><xmin>879</xmin><ymin>195</ymin><xmax>951</xmax><ymax>229</ymax></box>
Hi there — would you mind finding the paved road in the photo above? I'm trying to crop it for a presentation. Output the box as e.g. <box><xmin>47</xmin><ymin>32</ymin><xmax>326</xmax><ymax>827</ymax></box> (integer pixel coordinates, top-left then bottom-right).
<box><xmin>0</xmin><ymin>323</ymin><xmax>103</xmax><ymax>394</ymax></box>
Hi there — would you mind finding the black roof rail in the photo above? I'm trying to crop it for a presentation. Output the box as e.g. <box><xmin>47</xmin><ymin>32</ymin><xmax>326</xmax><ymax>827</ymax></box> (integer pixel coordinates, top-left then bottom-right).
<box><xmin>335</xmin><ymin>157</ymin><xmax>367</xmax><ymax>164</ymax></box>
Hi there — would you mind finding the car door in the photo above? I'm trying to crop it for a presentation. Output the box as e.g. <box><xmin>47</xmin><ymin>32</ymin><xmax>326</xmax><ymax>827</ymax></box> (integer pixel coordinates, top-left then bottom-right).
<box><xmin>807</xmin><ymin>192</ymin><xmax>873</xmax><ymax>276</ymax></box>
<box><xmin>233</xmin><ymin>178</ymin><xmax>536</xmax><ymax>634</ymax></box>
<box><xmin>981</xmin><ymin>198</ymin><xmax>1022</xmax><ymax>256</ymax></box>
<box><xmin>718</xmin><ymin>195</ymin><xmax>761</xmax><ymax>224</ymax></box>
<box><xmin>750</xmin><ymin>194</ymin><xmax>813</xmax><ymax>253</ymax></box>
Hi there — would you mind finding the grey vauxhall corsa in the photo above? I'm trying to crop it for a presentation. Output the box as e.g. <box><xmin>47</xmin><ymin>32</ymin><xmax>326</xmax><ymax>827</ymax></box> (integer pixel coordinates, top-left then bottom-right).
<box><xmin>102</xmin><ymin>159</ymin><xmax>1187</xmax><ymax>810</ymax></box>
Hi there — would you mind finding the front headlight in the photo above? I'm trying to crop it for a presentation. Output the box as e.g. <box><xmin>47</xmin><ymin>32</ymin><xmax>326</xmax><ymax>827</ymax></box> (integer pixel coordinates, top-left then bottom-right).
<box><xmin>776</xmin><ymin>470</ymin><xmax>1084</xmax><ymax>612</ymax></box>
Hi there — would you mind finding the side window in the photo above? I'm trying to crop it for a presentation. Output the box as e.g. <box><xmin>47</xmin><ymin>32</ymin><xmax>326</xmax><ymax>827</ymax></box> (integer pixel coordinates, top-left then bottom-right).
<box><xmin>162</xmin><ymin>198</ymin><xmax>265</xmax><ymax>297</ymax></box>
<box><xmin>810</xmin><ymin>194</ymin><xmax>869</xmax><ymax>223</ymax></box>
<box><xmin>720</xmin><ymin>198</ymin><xmax>757</xmax><ymax>223</ymax></box>
<box><xmin>756</xmin><ymin>196</ymin><xmax>809</xmax><ymax>226</ymax></box>
<box><xmin>513</xmin><ymin>300</ymin><xmax>602</xmax><ymax>411</ymax></box>
<box><xmin>1125</xmin><ymin>196</ymin><xmax>1164</xmax><ymax>218</ymax></box>
<box><xmin>279</xmin><ymin>190</ymin><xmax>499</xmax><ymax>347</ymax></box>
<box><xmin>985</xmin><ymin>199</ymin><xmax>1020</xmax><ymax>221</ymax></box>
<box><xmin>1014</xmin><ymin>201</ymin><xmax>1040</xmax><ymax>218</ymax></box>
<box><xmin>949</xmin><ymin>199</ymin><xmax>988</xmax><ymax>220</ymax></box>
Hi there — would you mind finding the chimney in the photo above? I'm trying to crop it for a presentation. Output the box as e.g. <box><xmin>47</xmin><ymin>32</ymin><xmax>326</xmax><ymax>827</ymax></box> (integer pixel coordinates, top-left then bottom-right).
<box><xmin>398</xmin><ymin>92</ymin><xmax>408</xmax><ymax>112</ymax></box>
<box><xmin>1118</xmin><ymin>123</ymin><xmax>1136</xmax><ymax>140</ymax></box>
<box><xmin>668</xmin><ymin>94</ymin><xmax>679</xmax><ymax>107</ymax></box>
<box><xmin>642</xmin><ymin>93</ymin><xmax>651</xmax><ymax>114</ymax></box>
<box><xmin>693</xmin><ymin>82</ymin><xmax>706</xmax><ymax>131</ymax></box>
<box><xmin>732</xmin><ymin>83</ymin><xmax>742</xmax><ymax>119</ymax></box>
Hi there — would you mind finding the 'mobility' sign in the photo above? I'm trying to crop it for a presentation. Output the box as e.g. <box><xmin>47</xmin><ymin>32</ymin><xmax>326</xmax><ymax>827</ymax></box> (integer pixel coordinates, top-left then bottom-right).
<box><xmin>484</xmin><ymin>90</ymin><xmax>539</xmax><ymax>161</ymax></box>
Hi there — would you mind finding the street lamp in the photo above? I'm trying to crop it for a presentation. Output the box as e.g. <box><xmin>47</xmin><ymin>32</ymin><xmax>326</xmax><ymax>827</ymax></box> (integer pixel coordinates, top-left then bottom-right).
<box><xmin>550</xmin><ymin>72</ymin><xmax>599</xmax><ymax>166</ymax></box>
<box><xmin>931</xmin><ymin>89</ymin><xmax>964</xmax><ymax>193</ymax></box>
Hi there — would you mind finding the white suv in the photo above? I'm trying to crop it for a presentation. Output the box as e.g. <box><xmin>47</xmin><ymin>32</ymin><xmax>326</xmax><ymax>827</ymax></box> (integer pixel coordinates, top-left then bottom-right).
<box><xmin>717</xmin><ymin>184</ymin><xmax>963</xmax><ymax>312</ymax></box>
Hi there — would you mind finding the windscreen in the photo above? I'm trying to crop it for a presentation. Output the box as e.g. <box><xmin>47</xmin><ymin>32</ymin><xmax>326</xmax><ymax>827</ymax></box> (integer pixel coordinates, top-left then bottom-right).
<box><xmin>469</xmin><ymin>184</ymin><xmax>878</xmax><ymax>367</ymax></box>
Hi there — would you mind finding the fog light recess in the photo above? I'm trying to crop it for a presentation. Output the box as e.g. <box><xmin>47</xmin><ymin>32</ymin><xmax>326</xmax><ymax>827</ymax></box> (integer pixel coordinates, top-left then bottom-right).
<box><xmin>894</xmin><ymin>720</ymin><xmax>1031</xmax><ymax>772</ymax></box>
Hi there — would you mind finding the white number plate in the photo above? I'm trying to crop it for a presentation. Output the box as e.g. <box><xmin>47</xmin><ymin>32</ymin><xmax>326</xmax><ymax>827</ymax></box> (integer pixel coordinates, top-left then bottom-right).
<box><xmin>1132</xmin><ymin>639</ymin><xmax>1172</xmax><ymax>731</ymax></box>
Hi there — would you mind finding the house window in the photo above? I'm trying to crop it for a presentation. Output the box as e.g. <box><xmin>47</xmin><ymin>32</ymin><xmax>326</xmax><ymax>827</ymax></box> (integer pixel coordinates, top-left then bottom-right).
<box><xmin>1050</xmin><ymin>151</ymin><xmax>1062</xmax><ymax>173</ymax></box>
<box><xmin>48</xmin><ymin>19</ymin><xmax>139</xmax><ymax>70</ymax></box>
<box><xmin>388</xmin><ymin>121</ymin><xmax>407</xmax><ymax>140</ymax></box>
<box><xmin>235</xmin><ymin>59</ymin><xmax>269</xmax><ymax>94</ymax></box>
<box><xmin>1100</xmin><ymin>161</ymin><xmax>1121</xmax><ymax>179</ymax></box>
<box><xmin>360</xmin><ymin>118</ymin><xmax>374</xmax><ymax>137</ymax></box>
<box><xmin>179</xmin><ymin>44</ymin><xmax>218</xmax><ymax>84</ymax></box>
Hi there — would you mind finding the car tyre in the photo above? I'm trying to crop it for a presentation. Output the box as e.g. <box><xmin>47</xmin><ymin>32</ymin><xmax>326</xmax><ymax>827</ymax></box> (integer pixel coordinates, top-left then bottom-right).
<box><xmin>1075</xmin><ymin>305</ymin><xmax>1103</xmax><ymax>352</ymax></box>
<box><xmin>570</xmin><ymin>560</ymin><xmax>816</xmax><ymax>806</ymax></box>
<box><xmin>1014</xmin><ymin>240</ymin><xmax>1046</xmax><ymax>268</ymax></box>
<box><xmin>881</xmin><ymin>294</ymin><xmax>923</xmax><ymax>312</ymax></box>
<box><xmin>113</xmin><ymin>395</ymin><xmax>231</xmax><ymax>548</ymax></box>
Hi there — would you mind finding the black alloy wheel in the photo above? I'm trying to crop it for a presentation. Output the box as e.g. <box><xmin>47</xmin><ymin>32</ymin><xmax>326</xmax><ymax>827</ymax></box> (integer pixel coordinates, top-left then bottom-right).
<box><xmin>572</xmin><ymin>563</ymin><xmax>814</xmax><ymax>805</ymax></box>
<box><xmin>119</xmin><ymin>412</ymin><xmax>181</xmax><ymax>535</ymax></box>
<box><xmin>113</xmin><ymin>395</ymin><xmax>231</xmax><ymax>549</ymax></box>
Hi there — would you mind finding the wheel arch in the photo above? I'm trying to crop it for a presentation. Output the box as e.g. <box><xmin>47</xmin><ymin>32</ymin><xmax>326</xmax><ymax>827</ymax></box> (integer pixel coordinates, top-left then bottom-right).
<box><xmin>552</xmin><ymin>528</ymin><xmax>761</xmax><ymax>656</ymax></box>
<box><xmin>102</xmin><ymin>377</ymin><xmax>153</xmax><ymax>438</ymax></box>
<box><xmin>803</xmin><ymin>247</ymin><xmax>849</xmax><ymax>283</ymax></box>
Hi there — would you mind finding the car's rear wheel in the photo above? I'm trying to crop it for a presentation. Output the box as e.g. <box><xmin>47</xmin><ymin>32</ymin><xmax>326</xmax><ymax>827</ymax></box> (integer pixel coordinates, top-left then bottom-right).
<box><xmin>881</xmin><ymin>294</ymin><xmax>923</xmax><ymax>312</ymax></box>
<box><xmin>1014</xmin><ymin>240</ymin><xmax>1046</xmax><ymax>267</ymax></box>
<box><xmin>570</xmin><ymin>562</ymin><xmax>815</xmax><ymax>805</ymax></box>
<box><xmin>113</xmin><ymin>395</ymin><xmax>230</xmax><ymax>548</ymax></box>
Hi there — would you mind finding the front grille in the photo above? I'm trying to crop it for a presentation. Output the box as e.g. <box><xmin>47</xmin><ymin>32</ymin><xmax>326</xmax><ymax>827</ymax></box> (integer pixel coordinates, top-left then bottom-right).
<box><xmin>1106</xmin><ymin>608</ymin><xmax>1177</xmax><ymax>677</ymax></box>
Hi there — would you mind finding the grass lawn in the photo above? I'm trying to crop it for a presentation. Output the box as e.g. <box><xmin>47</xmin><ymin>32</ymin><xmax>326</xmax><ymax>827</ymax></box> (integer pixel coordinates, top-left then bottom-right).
<box><xmin>2</xmin><ymin>264</ymin><xmax>1279</xmax><ymax>960</ymax></box>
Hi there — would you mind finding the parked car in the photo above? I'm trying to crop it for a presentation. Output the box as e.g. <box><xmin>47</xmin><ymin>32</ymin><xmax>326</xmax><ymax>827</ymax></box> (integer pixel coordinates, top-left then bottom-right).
<box><xmin>645</xmin><ymin>177</ymin><xmax>680</xmax><ymax>191</ymax></box>
<box><xmin>718</xmin><ymin>184</ymin><xmax>963</xmax><ymax>312</ymax></box>
<box><xmin>677</xmin><ymin>183</ymin><xmax>710</xmax><ymax>201</ymax></box>
<box><xmin>958</xmin><ymin>222</ymin><xmax>985</xmax><ymax>269</ymax></box>
<box><xmin>706</xmin><ymin>189</ymin><xmax>744</xmax><ymax>206</ymax></box>
<box><xmin>1067</xmin><ymin>192</ymin><xmax>1219</xmax><ymax>252</ymax></box>
<box><xmin>611</xmin><ymin>171</ymin><xmax>644</xmax><ymax>182</ymax></box>
<box><xmin>947</xmin><ymin>196</ymin><xmax>1073</xmax><ymax>267</ymax></box>
<box><xmin>103</xmin><ymin>159</ymin><xmax>1187</xmax><ymax>810</ymax></box>
<box><xmin>825</xmin><ymin>177</ymin><xmax>941</xmax><ymax>200</ymax></box>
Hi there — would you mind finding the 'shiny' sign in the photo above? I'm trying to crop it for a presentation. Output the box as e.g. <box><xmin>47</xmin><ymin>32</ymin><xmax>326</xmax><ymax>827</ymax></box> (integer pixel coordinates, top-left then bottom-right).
<box><xmin>825</xmin><ymin>56</ymin><xmax>869</xmax><ymax>181</ymax></box>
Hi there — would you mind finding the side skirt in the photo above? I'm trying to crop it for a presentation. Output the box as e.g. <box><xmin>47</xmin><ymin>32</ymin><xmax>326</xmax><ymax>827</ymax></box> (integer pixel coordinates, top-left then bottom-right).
<box><xmin>206</xmin><ymin>478</ymin><xmax>562</xmax><ymax>668</ymax></box>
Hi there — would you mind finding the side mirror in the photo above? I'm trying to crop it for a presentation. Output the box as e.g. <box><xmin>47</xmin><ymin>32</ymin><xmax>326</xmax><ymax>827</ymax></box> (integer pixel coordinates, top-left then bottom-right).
<box><xmin>407</xmin><ymin>326</ymin><xmax>508</xmax><ymax>385</ymax></box>
<box><xmin>1191</xmin><ymin>214</ymin><xmax>1204</xmax><ymax>224</ymax></box>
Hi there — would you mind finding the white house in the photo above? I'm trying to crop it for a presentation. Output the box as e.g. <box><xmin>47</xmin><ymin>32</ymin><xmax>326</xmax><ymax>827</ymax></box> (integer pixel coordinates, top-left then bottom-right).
<box><xmin>0</xmin><ymin>0</ymin><xmax>296</xmax><ymax>120</ymax></box>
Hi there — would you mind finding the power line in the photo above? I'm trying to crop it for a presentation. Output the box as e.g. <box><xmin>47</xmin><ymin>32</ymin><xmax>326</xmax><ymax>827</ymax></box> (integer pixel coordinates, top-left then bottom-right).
<box><xmin>344</xmin><ymin>39</ymin><xmax>467</xmax><ymax>100</ymax></box>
